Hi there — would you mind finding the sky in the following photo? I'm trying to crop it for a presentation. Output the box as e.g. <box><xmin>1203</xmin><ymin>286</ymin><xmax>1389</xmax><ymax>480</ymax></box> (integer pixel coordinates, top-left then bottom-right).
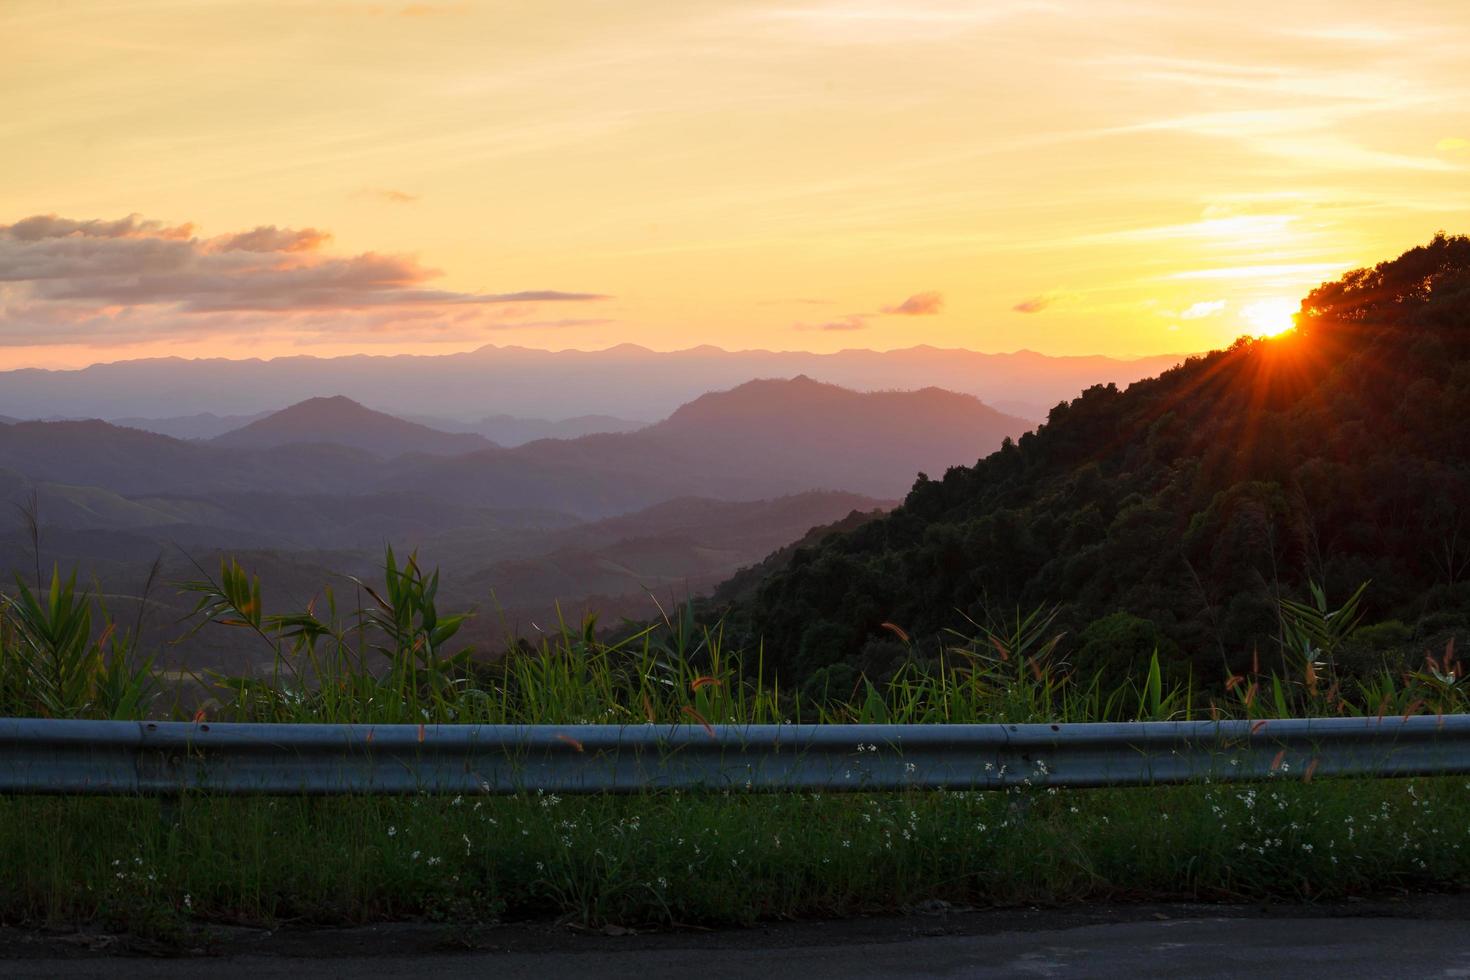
<box><xmin>2</xmin><ymin>0</ymin><xmax>1468</xmax><ymax>370</ymax></box>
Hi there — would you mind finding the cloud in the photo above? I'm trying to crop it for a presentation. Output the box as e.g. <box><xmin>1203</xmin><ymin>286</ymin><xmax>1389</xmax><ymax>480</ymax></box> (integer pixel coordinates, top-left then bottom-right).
<box><xmin>794</xmin><ymin>314</ymin><xmax>868</xmax><ymax>332</ymax></box>
<box><xmin>211</xmin><ymin>225</ymin><xmax>332</xmax><ymax>253</ymax></box>
<box><xmin>754</xmin><ymin>2</ymin><xmax>1051</xmax><ymax>45</ymax></box>
<box><xmin>355</xmin><ymin>188</ymin><xmax>421</xmax><ymax>204</ymax></box>
<box><xmin>5</xmin><ymin>214</ymin><xmax>195</xmax><ymax>242</ymax></box>
<box><xmin>1438</xmin><ymin>137</ymin><xmax>1469</xmax><ymax>153</ymax></box>
<box><xmin>880</xmin><ymin>290</ymin><xmax>944</xmax><ymax>315</ymax></box>
<box><xmin>0</xmin><ymin>213</ymin><xmax>607</xmax><ymax>347</ymax></box>
<box><xmin>1180</xmin><ymin>299</ymin><xmax>1226</xmax><ymax>319</ymax></box>
<box><xmin>502</xmin><ymin>317</ymin><xmax>616</xmax><ymax>329</ymax></box>
<box><xmin>1284</xmin><ymin>25</ymin><xmax>1405</xmax><ymax>45</ymax></box>
<box><xmin>1011</xmin><ymin>295</ymin><xmax>1051</xmax><ymax>313</ymax></box>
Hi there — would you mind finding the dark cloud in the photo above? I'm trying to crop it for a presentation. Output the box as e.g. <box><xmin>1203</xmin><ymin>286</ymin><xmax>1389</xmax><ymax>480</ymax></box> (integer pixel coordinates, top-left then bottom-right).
<box><xmin>0</xmin><ymin>213</ymin><xmax>608</xmax><ymax>346</ymax></box>
<box><xmin>1012</xmin><ymin>295</ymin><xmax>1052</xmax><ymax>313</ymax></box>
<box><xmin>881</xmin><ymin>291</ymin><xmax>944</xmax><ymax>315</ymax></box>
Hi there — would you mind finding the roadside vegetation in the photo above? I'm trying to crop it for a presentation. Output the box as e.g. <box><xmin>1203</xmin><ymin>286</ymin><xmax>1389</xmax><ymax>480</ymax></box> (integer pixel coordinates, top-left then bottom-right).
<box><xmin>0</xmin><ymin>548</ymin><xmax>1467</xmax><ymax>937</ymax></box>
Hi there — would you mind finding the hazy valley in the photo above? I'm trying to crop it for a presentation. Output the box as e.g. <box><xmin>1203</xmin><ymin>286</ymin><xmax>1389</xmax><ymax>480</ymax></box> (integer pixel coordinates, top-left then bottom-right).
<box><xmin>0</xmin><ymin>369</ymin><xmax>1046</xmax><ymax>672</ymax></box>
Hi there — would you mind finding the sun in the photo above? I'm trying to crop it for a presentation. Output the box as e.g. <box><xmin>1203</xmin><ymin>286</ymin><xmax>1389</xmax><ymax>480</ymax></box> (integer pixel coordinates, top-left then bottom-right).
<box><xmin>1241</xmin><ymin>297</ymin><xmax>1298</xmax><ymax>337</ymax></box>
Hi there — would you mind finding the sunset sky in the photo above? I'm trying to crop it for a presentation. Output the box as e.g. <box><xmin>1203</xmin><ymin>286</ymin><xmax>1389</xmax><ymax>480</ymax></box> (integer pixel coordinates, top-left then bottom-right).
<box><xmin>2</xmin><ymin>0</ymin><xmax>1468</xmax><ymax>369</ymax></box>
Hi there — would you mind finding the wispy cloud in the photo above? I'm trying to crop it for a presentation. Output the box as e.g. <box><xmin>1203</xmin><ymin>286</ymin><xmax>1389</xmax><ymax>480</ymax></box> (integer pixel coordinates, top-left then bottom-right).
<box><xmin>1168</xmin><ymin>262</ymin><xmax>1349</xmax><ymax>281</ymax></box>
<box><xmin>752</xmin><ymin>1</ymin><xmax>1055</xmax><ymax>44</ymax></box>
<box><xmin>1012</xmin><ymin>296</ymin><xmax>1052</xmax><ymax>313</ymax></box>
<box><xmin>501</xmin><ymin>317</ymin><xmax>615</xmax><ymax>329</ymax></box>
<box><xmin>1075</xmin><ymin>215</ymin><xmax>1299</xmax><ymax>247</ymax></box>
<box><xmin>1097</xmin><ymin>50</ymin><xmax>1459</xmax><ymax>174</ymax></box>
<box><xmin>1179</xmin><ymin>299</ymin><xmax>1226</xmax><ymax>319</ymax></box>
<box><xmin>398</xmin><ymin>2</ymin><xmax>469</xmax><ymax>16</ymax></box>
<box><xmin>881</xmin><ymin>290</ymin><xmax>944</xmax><ymax>315</ymax></box>
<box><xmin>335</xmin><ymin>3</ymin><xmax>470</xmax><ymax>17</ymax></box>
<box><xmin>354</xmin><ymin>188</ymin><xmax>421</xmax><ymax>204</ymax></box>
<box><xmin>794</xmin><ymin>314</ymin><xmax>868</xmax><ymax>331</ymax></box>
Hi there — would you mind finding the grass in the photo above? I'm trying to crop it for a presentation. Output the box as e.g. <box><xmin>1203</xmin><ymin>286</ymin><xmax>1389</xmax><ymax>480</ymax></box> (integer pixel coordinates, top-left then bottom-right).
<box><xmin>0</xmin><ymin>550</ymin><xmax>1468</xmax><ymax>936</ymax></box>
<box><xmin>5</xmin><ymin>778</ymin><xmax>1468</xmax><ymax>935</ymax></box>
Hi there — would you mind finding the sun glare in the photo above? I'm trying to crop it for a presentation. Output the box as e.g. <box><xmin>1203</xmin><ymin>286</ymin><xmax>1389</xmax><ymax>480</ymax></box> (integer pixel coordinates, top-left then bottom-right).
<box><xmin>1241</xmin><ymin>297</ymin><xmax>1298</xmax><ymax>337</ymax></box>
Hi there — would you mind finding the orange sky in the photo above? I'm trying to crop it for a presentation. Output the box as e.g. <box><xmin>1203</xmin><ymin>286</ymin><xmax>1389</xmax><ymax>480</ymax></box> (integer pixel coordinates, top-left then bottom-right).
<box><xmin>2</xmin><ymin>0</ymin><xmax>1468</xmax><ymax>369</ymax></box>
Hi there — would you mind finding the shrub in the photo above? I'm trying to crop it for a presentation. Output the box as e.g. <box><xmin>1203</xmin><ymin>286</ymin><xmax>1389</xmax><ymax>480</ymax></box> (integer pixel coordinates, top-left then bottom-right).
<box><xmin>1071</xmin><ymin>612</ymin><xmax>1186</xmax><ymax>687</ymax></box>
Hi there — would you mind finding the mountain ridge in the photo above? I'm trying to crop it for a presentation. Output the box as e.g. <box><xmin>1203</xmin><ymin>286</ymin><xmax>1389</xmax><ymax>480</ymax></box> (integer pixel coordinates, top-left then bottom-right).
<box><xmin>390</xmin><ymin>377</ymin><xmax>1033</xmax><ymax>515</ymax></box>
<box><xmin>212</xmin><ymin>395</ymin><xmax>496</xmax><ymax>457</ymax></box>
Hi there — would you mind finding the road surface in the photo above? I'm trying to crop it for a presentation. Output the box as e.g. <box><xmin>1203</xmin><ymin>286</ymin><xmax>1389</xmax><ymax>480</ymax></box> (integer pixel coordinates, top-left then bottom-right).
<box><xmin>5</xmin><ymin>897</ymin><xmax>1467</xmax><ymax>978</ymax></box>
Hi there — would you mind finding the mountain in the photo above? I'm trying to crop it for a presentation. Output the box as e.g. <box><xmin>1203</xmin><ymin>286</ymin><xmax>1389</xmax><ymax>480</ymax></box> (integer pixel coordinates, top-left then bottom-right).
<box><xmin>212</xmin><ymin>396</ymin><xmax>495</xmax><ymax>457</ymax></box>
<box><xmin>388</xmin><ymin>378</ymin><xmax>1033</xmax><ymax>516</ymax></box>
<box><xmin>0</xmin><ymin>418</ymin><xmax>384</xmax><ymax>497</ymax></box>
<box><xmin>405</xmin><ymin>413</ymin><xmax>648</xmax><ymax>447</ymax></box>
<box><xmin>109</xmin><ymin>411</ymin><xmax>271</xmax><ymax>440</ymax></box>
<box><xmin>711</xmin><ymin>235</ymin><xmax>1470</xmax><ymax>691</ymax></box>
<box><xmin>643</xmin><ymin>376</ymin><xmax>1029</xmax><ymax>497</ymax></box>
<box><xmin>0</xmin><ymin>345</ymin><xmax>1185</xmax><ymax>422</ymax></box>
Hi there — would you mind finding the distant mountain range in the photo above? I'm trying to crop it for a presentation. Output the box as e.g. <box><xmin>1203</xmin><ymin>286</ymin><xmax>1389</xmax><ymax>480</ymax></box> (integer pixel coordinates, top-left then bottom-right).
<box><xmin>403</xmin><ymin>414</ymin><xmax>648</xmax><ymax>447</ymax></box>
<box><xmin>0</xmin><ymin>343</ymin><xmax>1185</xmax><ymax>421</ymax></box>
<box><xmin>0</xmin><ymin>378</ymin><xmax>1028</xmax><ymax>518</ymax></box>
<box><xmin>101</xmin><ymin>410</ymin><xmax>644</xmax><ymax>446</ymax></box>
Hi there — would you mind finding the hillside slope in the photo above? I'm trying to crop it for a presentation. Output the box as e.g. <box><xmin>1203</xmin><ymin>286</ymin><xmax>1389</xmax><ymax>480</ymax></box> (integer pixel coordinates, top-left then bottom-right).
<box><xmin>445</xmin><ymin>491</ymin><xmax>891</xmax><ymax>630</ymax></box>
<box><xmin>715</xmin><ymin>235</ymin><xmax>1470</xmax><ymax>687</ymax></box>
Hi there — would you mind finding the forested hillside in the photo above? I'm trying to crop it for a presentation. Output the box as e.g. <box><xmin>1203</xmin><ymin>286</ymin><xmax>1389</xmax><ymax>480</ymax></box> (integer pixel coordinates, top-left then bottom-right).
<box><xmin>717</xmin><ymin>235</ymin><xmax>1470</xmax><ymax>690</ymax></box>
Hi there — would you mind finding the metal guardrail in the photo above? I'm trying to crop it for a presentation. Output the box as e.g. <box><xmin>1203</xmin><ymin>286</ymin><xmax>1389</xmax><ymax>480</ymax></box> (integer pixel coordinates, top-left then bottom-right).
<box><xmin>0</xmin><ymin>715</ymin><xmax>1466</xmax><ymax>796</ymax></box>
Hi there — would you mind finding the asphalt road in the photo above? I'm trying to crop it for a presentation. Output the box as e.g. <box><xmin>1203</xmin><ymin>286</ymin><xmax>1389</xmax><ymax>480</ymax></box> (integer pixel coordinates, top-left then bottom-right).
<box><xmin>6</xmin><ymin>900</ymin><xmax>1469</xmax><ymax>979</ymax></box>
